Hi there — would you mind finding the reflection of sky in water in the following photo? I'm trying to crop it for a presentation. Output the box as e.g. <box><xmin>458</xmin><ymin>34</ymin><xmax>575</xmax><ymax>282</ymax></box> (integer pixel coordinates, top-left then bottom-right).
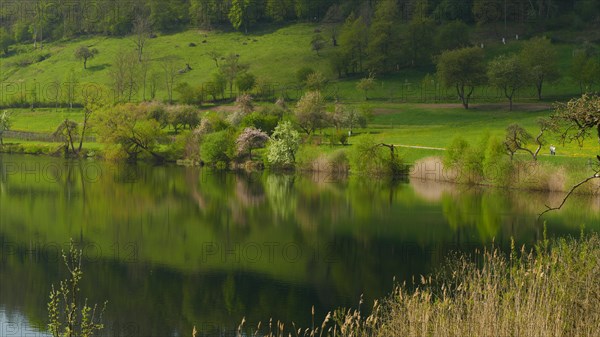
<box><xmin>0</xmin><ymin>307</ymin><xmax>50</xmax><ymax>337</ymax></box>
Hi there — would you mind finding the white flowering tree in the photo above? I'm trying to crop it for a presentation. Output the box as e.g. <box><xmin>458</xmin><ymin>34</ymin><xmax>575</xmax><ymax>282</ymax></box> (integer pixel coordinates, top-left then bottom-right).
<box><xmin>266</xmin><ymin>121</ymin><xmax>300</xmax><ymax>167</ymax></box>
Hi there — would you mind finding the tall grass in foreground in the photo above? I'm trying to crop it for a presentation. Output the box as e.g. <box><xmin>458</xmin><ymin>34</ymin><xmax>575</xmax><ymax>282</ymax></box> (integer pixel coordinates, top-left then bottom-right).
<box><xmin>236</xmin><ymin>232</ymin><xmax>600</xmax><ymax>337</ymax></box>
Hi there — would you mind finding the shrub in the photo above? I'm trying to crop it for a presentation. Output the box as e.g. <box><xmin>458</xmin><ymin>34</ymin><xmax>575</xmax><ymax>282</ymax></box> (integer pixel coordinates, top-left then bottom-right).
<box><xmin>200</xmin><ymin>129</ymin><xmax>235</xmax><ymax>164</ymax></box>
<box><xmin>168</xmin><ymin>105</ymin><xmax>200</xmax><ymax>133</ymax></box>
<box><xmin>241</xmin><ymin>112</ymin><xmax>279</xmax><ymax>135</ymax></box>
<box><xmin>327</xmin><ymin>131</ymin><xmax>348</xmax><ymax>146</ymax></box>
<box><xmin>296</xmin><ymin>67</ymin><xmax>315</xmax><ymax>84</ymax></box>
<box><xmin>483</xmin><ymin>136</ymin><xmax>513</xmax><ymax>186</ymax></box>
<box><xmin>350</xmin><ymin>135</ymin><xmax>404</xmax><ymax>176</ymax></box>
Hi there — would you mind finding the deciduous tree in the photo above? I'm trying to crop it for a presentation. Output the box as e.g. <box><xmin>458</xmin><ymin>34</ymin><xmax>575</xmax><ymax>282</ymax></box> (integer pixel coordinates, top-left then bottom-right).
<box><xmin>74</xmin><ymin>46</ymin><xmax>98</xmax><ymax>69</ymax></box>
<box><xmin>236</xmin><ymin>127</ymin><xmax>269</xmax><ymax>158</ymax></box>
<box><xmin>520</xmin><ymin>37</ymin><xmax>560</xmax><ymax>100</ymax></box>
<box><xmin>436</xmin><ymin>47</ymin><xmax>487</xmax><ymax>109</ymax></box>
<box><xmin>487</xmin><ymin>54</ymin><xmax>527</xmax><ymax>111</ymax></box>
<box><xmin>94</xmin><ymin>103</ymin><xmax>164</xmax><ymax>161</ymax></box>
<box><xmin>267</xmin><ymin>121</ymin><xmax>300</xmax><ymax>166</ymax></box>
<box><xmin>294</xmin><ymin>91</ymin><xmax>327</xmax><ymax>134</ymax></box>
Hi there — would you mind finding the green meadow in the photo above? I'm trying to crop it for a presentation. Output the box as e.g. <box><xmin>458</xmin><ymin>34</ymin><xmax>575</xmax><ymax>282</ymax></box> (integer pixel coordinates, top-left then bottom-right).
<box><xmin>0</xmin><ymin>23</ymin><xmax>586</xmax><ymax>106</ymax></box>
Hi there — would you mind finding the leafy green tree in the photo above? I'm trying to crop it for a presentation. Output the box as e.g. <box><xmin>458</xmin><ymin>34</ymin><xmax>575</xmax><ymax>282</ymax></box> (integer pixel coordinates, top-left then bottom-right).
<box><xmin>205</xmin><ymin>73</ymin><xmax>227</xmax><ymax>101</ymax></box>
<box><xmin>74</xmin><ymin>46</ymin><xmax>98</xmax><ymax>69</ymax></box>
<box><xmin>267</xmin><ymin>121</ymin><xmax>300</xmax><ymax>166</ymax></box>
<box><xmin>149</xmin><ymin>0</ymin><xmax>189</xmax><ymax>32</ymax></box>
<box><xmin>294</xmin><ymin>91</ymin><xmax>327</xmax><ymax>134</ymax></box>
<box><xmin>339</xmin><ymin>13</ymin><xmax>368</xmax><ymax>74</ymax></box>
<box><xmin>0</xmin><ymin>28</ymin><xmax>15</xmax><ymax>55</ymax></box>
<box><xmin>472</xmin><ymin>0</ymin><xmax>502</xmax><ymax>26</ymax></box>
<box><xmin>367</xmin><ymin>0</ymin><xmax>399</xmax><ymax>72</ymax></box>
<box><xmin>297</xmin><ymin>67</ymin><xmax>315</xmax><ymax>84</ymax></box>
<box><xmin>236</xmin><ymin>72</ymin><xmax>256</xmax><ymax>93</ymax></box>
<box><xmin>570</xmin><ymin>49</ymin><xmax>600</xmax><ymax>94</ymax></box>
<box><xmin>329</xmin><ymin>50</ymin><xmax>347</xmax><ymax>78</ymax></box>
<box><xmin>146</xmin><ymin>101</ymin><xmax>170</xmax><ymax>128</ymax></box>
<box><xmin>406</xmin><ymin>18</ymin><xmax>437</xmax><ymax>67</ymax></box>
<box><xmin>436</xmin><ymin>47</ymin><xmax>487</xmax><ymax>109</ymax></box>
<box><xmin>520</xmin><ymin>37</ymin><xmax>560</xmax><ymax>100</ymax></box>
<box><xmin>220</xmin><ymin>54</ymin><xmax>249</xmax><ymax>97</ymax></box>
<box><xmin>487</xmin><ymin>54</ymin><xmax>528</xmax><ymax>111</ymax></box>
<box><xmin>94</xmin><ymin>103</ymin><xmax>164</xmax><ymax>161</ymax></box>
<box><xmin>0</xmin><ymin>110</ymin><xmax>13</xmax><ymax>145</ymax></box>
<box><xmin>436</xmin><ymin>20</ymin><xmax>470</xmax><ymax>51</ymax></box>
<box><xmin>241</xmin><ymin>112</ymin><xmax>279</xmax><ymax>135</ymax></box>
<box><xmin>200</xmin><ymin>129</ymin><xmax>235</xmax><ymax>164</ymax></box>
<box><xmin>311</xmin><ymin>33</ymin><xmax>326</xmax><ymax>56</ymax></box>
<box><xmin>175</xmin><ymin>82</ymin><xmax>199</xmax><ymax>105</ymax></box>
<box><xmin>229</xmin><ymin>0</ymin><xmax>251</xmax><ymax>33</ymax></box>
<box><xmin>168</xmin><ymin>105</ymin><xmax>200</xmax><ymax>132</ymax></box>
<box><xmin>350</xmin><ymin>134</ymin><xmax>403</xmax><ymax>176</ymax></box>
<box><xmin>266</xmin><ymin>0</ymin><xmax>292</xmax><ymax>22</ymax></box>
<box><xmin>433</xmin><ymin>0</ymin><xmax>473</xmax><ymax>22</ymax></box>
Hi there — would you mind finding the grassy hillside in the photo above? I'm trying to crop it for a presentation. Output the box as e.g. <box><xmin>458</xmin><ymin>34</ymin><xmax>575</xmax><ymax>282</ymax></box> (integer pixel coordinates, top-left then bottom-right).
<box><xmin>1</xmin><ymin>24</ymin><xmax>329</xmax><ymax>104</ymax></box>
<box><xmin>0</xmin><ymin>23</ymin><xmax>586</xmax><ymax>107</ymax></box>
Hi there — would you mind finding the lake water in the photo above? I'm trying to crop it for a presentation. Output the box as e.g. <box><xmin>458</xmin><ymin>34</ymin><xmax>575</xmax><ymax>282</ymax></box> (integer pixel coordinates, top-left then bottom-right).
<box><xmin>0</xmin><ymin>154</ymin><xmax>598</xmax><ymax>336</ymax></box>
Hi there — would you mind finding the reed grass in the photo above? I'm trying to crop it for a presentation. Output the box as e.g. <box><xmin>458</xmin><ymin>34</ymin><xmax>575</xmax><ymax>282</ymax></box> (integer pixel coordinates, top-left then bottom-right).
<box><xmin>235</xmin><ymin>232</ymin><xmax>600</xmax><ymax>337</ymax></box>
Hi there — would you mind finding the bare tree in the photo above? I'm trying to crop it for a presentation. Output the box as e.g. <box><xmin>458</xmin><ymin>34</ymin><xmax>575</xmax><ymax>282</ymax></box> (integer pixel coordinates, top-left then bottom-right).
<box><xmin>63</xmin><ymin>70</ymin><xmax>79</xmax><ymax>109</ymax></box>
<box><xmin>132</xmin><ymin>14</ymin><xmax>151</xmax><ymax>63</ymax></box>
<box><xmin>139</xmin><ymin>52</ymin><xmax>152</xmax><ymax>101</ymax></box>
<box><xmin>504</xmin><ymin>119</ymin><xmax>555</xmax><ymax>161</ymax></box>
<box><xmin>206</xmin><ymin>50</ymin><xmax>222</xmax><ymax>68</ymax></box>
<box><xmin>110</xmin><ymin>52</ymin><xmax>138</xmax><ymax>103</ymax></box>
<box><xmin>160</xmin><ymin>56</ymin><xmax>180</xmax><ymax>104</ymax></box>
<box><xmin>149</xmin><ymin>72</ymin><xmax>161</xmax><ymax>100</ymax></box>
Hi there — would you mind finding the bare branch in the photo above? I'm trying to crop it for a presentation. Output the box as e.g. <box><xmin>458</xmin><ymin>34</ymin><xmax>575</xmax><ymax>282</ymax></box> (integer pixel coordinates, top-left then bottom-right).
<box><xmin>538</xmin><ymin>173</ymin><xmax>600</xmax><ymax>220</ymax></box>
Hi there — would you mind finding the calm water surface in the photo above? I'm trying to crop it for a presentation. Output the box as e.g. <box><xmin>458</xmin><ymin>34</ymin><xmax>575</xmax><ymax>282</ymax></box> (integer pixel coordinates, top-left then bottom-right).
<box><xmin>0</xmin><ymin>154</ymin><xmax>598</xmax><ymax>336</ymax></box>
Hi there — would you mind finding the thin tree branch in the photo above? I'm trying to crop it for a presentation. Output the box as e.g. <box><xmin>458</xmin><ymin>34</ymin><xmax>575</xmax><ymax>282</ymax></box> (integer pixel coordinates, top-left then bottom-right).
<box><xmin>538</xmin><ymin>173</ymin><xmax>600</xmax><ymax>220</ymax></box>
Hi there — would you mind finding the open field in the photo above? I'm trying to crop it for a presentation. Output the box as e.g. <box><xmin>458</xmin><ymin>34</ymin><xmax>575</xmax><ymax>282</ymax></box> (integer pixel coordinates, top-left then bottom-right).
<box><xmin>6</xmin><ymin>103</ymin><xmax>599</xmax><ymax>164</ymax></box>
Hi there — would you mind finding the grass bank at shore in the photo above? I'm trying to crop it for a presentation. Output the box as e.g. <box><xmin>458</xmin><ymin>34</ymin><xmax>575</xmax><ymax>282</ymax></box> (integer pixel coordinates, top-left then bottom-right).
<box><xmin>2</xmin><ymin>103</ymin><xmax>599</xmax><ymax>195</ymax></box>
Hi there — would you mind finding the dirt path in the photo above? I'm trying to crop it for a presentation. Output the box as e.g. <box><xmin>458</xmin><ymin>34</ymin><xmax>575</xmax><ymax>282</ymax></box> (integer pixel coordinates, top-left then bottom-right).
<box><xmin>393</xmin><ymin>143</ymin><xmax>573</xmax><ymax>157</ymax></box>
<box><xmin>374</xmin><ymin>102</ymin><xmax>553</xmax><ymax>115</ymax></box>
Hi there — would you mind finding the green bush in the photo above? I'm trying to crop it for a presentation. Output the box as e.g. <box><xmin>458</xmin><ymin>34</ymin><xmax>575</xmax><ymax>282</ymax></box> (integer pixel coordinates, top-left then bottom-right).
<box><xmin>296</xmin><ymin>67</ymin><xmax>315</xmax><ymax>84</ymax></box>
<box><xmin>483</xmin><ymin>136</ymin><xmax>513</xmax><ymax>186</ymax></box>
<box><xmin>445</xmin><ymin>135</ymin><xmax>514</xmax><ymax>185</ymax></box>
<box><xmin>328</xmin><ymin>131</ymin><xmax>349</xmax><ymax>146</ymax></box>
<box><xmin>200</xmin><ymin>130</ymin><xmax>235</xmax><ymax>164</ymax></box>
<box><xmin>241</xmin><ymin>112</ymin><xmax>279</xmax><ymax>135</ymax></box>
<box><xmin>350</xmin><ymin>135</ymin><xmax>404</xmax><ymax>176</ymax></box>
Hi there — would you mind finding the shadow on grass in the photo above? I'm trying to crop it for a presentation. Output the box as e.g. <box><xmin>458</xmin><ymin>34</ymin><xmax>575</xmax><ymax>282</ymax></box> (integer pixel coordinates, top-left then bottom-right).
<box><xmin>87</xmin><ymin>63</ymin><xmax>110</xmax><ymax>72</ymax></box>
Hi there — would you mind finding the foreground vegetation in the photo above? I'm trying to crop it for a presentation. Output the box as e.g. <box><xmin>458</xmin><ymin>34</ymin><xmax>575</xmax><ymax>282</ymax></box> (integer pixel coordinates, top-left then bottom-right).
<box><xmin>239</xmin><ymin>232</ymin><xmax>600</xmax><ymax>337</ymax></box>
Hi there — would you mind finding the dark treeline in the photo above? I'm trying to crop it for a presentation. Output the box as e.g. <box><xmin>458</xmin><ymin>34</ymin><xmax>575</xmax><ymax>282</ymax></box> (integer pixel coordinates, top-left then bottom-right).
<box><xmin>0</xmin><ymin>1</ymin><xmax>597</xmax><ymax>45</ymax></box>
